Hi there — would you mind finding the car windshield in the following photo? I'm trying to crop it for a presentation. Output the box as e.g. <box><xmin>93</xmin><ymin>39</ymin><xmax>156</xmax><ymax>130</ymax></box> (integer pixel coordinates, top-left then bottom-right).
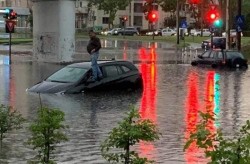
<box><xmin>226</xmin><ymin>52</ymin><xmax>245</xmax><ymax>59</ymax></box>
<box><xmin>46</xmin><ymin>66</ymin><xmax>88</xmax><ymax>83</ymax></box>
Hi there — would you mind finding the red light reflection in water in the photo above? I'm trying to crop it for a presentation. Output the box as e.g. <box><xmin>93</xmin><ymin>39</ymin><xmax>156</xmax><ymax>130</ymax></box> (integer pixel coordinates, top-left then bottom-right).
<box><xmin>138</xmin><ymin>45</ymin><xmax>157</xmax><ymax>160</ymax></box>
<box><xmin>185</xmin><ymin>71</ymin><xmax>216</xmax><ymax>163</ymax></box>
<box><xmin>185</xmin><ymin>71</ymin><xmax>200</xmax><ymax>163</ymax></box>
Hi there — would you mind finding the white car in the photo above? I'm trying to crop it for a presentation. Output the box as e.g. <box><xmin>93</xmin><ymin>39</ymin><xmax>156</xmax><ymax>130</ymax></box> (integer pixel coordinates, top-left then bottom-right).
<box><xmin>192</xmin><ymin>29</ymin><xmax>211</xmax><ymax>37</ymax></box>
<box><xmin>161</xmin><ymin>28</ymin><xmax>176</xmax><ymax>36</ymax></box>
<box><xmin>222</xmin><ymin>29</ymin><xmax>243</xmax><ymax>37</ymax></box>
<box><xmin>103</xmin><ymin>28</ymin><xmax>121</xmax><ymax>35</ymax></box>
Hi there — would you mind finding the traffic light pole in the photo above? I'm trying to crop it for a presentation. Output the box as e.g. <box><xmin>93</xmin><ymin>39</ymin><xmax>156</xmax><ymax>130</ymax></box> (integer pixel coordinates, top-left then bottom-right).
<box><xmin>176</xmin><ymin>0</ymin><xmax>180</xmax><ymax>45</ymax></box>
<box><xmin>237</xmin><ymin>0</ymin><xmax>242</xmax><ymax>51</ymax></box>
<box><xmin>9</xmin><ymin>32</ymin><xmax>12</xmax><ymax>64</ymax></box>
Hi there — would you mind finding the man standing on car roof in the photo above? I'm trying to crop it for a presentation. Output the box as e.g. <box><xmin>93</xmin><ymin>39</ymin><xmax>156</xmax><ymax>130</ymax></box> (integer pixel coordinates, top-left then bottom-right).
<box><xmin>87</xmin><ymin>30</ymin><xmax>103</xmax><ymax>81</ymax></box>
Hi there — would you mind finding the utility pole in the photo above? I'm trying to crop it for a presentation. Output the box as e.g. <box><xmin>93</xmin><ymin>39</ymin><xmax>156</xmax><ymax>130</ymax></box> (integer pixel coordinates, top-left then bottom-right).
<box><xmin>176</xmin><ymin>0</ymin><xmax>180</xmax><ymax>44</ymax></box>
<box><xmin>237</xmin><ymin>0</ymin><xmax>242</xmax><ymax>51</ymax></box>
<box><xmin>226</xmin><ymin>0</ymin><xmax>229</xmax><ymax>49</ymax></box>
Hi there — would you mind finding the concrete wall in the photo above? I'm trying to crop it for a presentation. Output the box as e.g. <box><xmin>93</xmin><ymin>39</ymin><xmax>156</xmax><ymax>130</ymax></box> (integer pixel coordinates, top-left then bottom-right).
<box><xmin>33</xmin><ymin>0</ymin><xmax>75</xmax><ymax>63</ymax></box>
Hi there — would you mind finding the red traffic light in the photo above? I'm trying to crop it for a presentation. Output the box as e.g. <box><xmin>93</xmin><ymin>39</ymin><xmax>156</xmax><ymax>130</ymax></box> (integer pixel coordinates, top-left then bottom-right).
<box><xmin>148</xmin><ymin>10</ymin><xmax>158</xmax><ymax>23</ymax></box>
<box><xmin>121</xmin><ymin>16</ymin><xmax>128</xmax><ymax>22</ymax></box>
<box><xmin>9</xmin><ymin>11</ymin><xmax>17</xmax><ymax>20</ymax></box>
<box><xmin>206</xmin><ymin>9</ymin><xmax>219</xmax><ymax>23</ymax></box>
<box><xmin>210</xmin><ymin>13</ymin><xmax>216</xmax><ymax>20</ymax></box>
<box><xmin>189</xmin><ymin>0</ymin><xmax>200</xmax><ymax>4</ymax></box>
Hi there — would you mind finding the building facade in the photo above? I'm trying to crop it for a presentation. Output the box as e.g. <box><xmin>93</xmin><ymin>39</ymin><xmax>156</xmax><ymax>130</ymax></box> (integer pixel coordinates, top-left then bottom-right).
<box><xmin>0</xmin><ymin>0</ymin><xmax>195</xmax><ymax>32</ymax></box>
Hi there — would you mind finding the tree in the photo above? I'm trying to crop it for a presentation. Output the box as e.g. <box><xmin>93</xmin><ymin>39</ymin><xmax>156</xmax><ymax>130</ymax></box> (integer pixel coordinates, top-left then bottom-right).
<box><xmin>27</xmin><ymin>107</ymin><xmax>68</xmax><ymax>164</ymax></box>
<box><xmin>101</xmin><ymin>106</ymin><xmax>161</xmax><ymax>164</ymax></box>
<box><xmin>158</xmin><ymin>0</ymin><xmax>186</xmax><ymax>13</ymax></box>
<box><xmin>184</xmin><ymin>111</ymin><xmax>250</xmax><ymax>163</ymax></box>
<box><xmin>88</xmin><ymin>0</ymin><xmax>132</xmax><ymax>28</ymax></box>
<box><xmin>0</xmin><ymin>104</ymin><xmax>25</xmax><ymax>141</ymax></box>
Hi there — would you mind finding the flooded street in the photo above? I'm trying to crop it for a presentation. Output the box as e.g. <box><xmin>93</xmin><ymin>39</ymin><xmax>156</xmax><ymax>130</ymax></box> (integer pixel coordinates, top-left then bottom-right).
<box><xmin>1</xmin><ymin>39</ymin><xmax>250</xmax><ymax>164</ymax></box>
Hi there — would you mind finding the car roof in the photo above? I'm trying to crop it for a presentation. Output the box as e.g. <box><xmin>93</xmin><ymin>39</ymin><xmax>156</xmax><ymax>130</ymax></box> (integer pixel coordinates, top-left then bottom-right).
<box><xmin>67</xmin><ymin>60</ymin><xmax>135</xmax><ymax>69</ymax></box>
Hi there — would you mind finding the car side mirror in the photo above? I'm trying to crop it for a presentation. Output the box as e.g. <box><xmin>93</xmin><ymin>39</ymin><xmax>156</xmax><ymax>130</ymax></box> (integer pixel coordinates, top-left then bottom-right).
<box><xmin>198</xmin><ymin>55</ymin><xmax>203</xmax><ymax>59</ymax></box>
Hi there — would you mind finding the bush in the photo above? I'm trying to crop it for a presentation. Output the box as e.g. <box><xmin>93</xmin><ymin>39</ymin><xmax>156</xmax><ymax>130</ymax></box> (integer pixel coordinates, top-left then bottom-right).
<box><xmin>101</xmin><ymin>105</ymin><xmax>161</xmax><ymax>164</ymax></box>
<box><xmin>0</xmin><ymin>104</ymin><xmax>25</xmax><ymax>141</ymax></box>
<box><xmin>184</xmin><ymin>111</ymin><xmax>250</xmax><ymax>164</ymax></box>
<box><xmin>27</xmin><ymin>107</ymin><xmax>68</xmax><ymax>164</ymax></box>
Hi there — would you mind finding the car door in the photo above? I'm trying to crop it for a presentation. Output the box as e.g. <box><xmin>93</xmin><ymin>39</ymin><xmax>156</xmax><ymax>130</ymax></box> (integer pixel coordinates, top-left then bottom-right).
<box><xmin>207</xmin><ymin>51</ymin><xmax>217</xmax><ymax>66</ymax></box>
<box><xmin>101</xmin><ymin>64</ymin><xmax>124</xmax><ymax>90</ymax></box>
<box><xmin>198</xmin><ymin>51</ymin><xmax>211</xmax><ymax>65</ymax></box>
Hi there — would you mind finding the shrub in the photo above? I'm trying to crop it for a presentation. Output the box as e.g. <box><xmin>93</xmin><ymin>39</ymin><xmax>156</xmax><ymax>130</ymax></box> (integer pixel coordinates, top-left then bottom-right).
<box><xmin>27</xmin><ymin>107</ymin><xmax>68</xmax><ymax>164</ymax></box>
<box><xmin>101</xmin><ymin>105</ymin><xmax>160</xmax><ymax>164</ymax></box>
<box><xmin>0</xmin><ymin>104</ymin><xmax>25</xmax><ymax>141</ymax></box>
<box><xmin>184</xmin><ymin>111</ymin><xmax>250</xmax><ymax>164</ymax></box>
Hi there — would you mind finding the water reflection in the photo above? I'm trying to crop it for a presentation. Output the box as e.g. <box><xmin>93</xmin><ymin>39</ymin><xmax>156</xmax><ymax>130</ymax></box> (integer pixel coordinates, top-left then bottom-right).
<box><xmin>0</xmin><ymin>51</ymin><xmax>250</xmax><ymax>163</ymax></box>
<box><xmin>185</xmin><ymin>70</ymin><xmax>221</xmax><ymax>163</ymax></box>
<box><xmin>138</xmin><ymin>44</ymin><xmax>158</xmax><ymax>161</ymax></box>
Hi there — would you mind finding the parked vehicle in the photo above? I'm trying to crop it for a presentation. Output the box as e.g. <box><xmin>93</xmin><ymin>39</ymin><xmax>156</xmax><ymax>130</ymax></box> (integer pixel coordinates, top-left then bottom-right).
<box><xmin>161</xmin><ymin>28</ymin><xmax>176</xmax><ymax>36</ymax></box>
<box><xmin>192</xmin><ymin>29</ymin><xmax>211</xmax><ymax>37</ymax></box>
<box><xmin>201</xmin><ymin>37</ymin><xmax>226</xmax><ymax>50</ymax></box>
<box><xmin>116</xmin><ymin>27</ymin><xmax>139</xmax><ymax>36</ymax></box>
<box><xmin>105</xmin><ymin>28</ymin><xmax>121</xmax><ymax>35</ymax></box>
<box><xmin>27</xmin><ymin>60</ymin><xmax>143</xmax><ymax>94</ymax></box>
<box><xmin>222</xmin><ymin>29</ymin><xmax>243</xmax><ymax>37</ymax></box>
<box><xmin>191</xmin><ymin>49</ymin><xmax>248</xmax><ymax>69</ymax></box>
<box><xmin>145</xmin><ymin>29</ymin><xmax>162</xmax><ymax>36</ymax></box>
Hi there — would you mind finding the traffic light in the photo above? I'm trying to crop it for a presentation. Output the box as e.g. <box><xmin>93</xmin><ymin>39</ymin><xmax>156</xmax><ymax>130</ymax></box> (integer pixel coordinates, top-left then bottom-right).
<box><xmin>121</xmin><ymin>16</ymin><xmax>128</xmax><ymax>22</ymax></box>
<box><xmin>3</xmin><ymin>9</ymin><xmax>17</xmax><ymax>20</ymax></box>
<box><xmin>148</xmin><ymin>10</ymin><xmax>158</xmax><ymax>23</ymax></box>
<box><xmin>206</xmin><ymin>10</ymin><xmax>218</xmax><ymax>23</ymax></box>
<box><xmin>9</xmin><ymin>10</ymin><xmax>17</xmax><ymax>20</ymax></box>
<box><xmin>3</xmin><ymin>9</ymin><xmax>13</xmax><ymax>19</ymax></box>
<box><xmin>213</xmin><ymin>19</ymin><xmax>223</xmax><ymax>28</ymax></box>
<box><xmin>189</xmin><ymin>0</ymin><xmax>200</xmax><ymax>4</ymax></box>
<box><xmin>123</xmin><ymin>16</ymin><xmax>127</xmax><ymax>22</ymax></box>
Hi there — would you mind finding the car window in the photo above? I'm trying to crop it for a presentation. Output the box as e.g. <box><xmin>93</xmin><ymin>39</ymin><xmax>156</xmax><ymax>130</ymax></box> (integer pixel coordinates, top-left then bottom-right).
<box><xmin>209</xmin><ymin>51</ymin><xmax>216</xmax><ymax>58</ymax></box>
<box><xmin>47</xmin><ymin>67</ymin><xmax>88</xmax><ymax>83</ymax></box>
<box><xmin>226</xmin><ymin>52</ymin><xmax>244</xmax><ymax>59</ymax></box>
<box><xmin>104</xmin><ymin>65</ymin><xmax>123</xmax><ymax>77</ymax></box>
<box><xmin>121</xmin><ymin>65</ymin><xmax>132</xmax><ymax>73</ymax></box>
<box><xmin>217</xmin><ymin>52</ymin><xmax>223</xmax><ymax>59</ymax></box>
<box><xmin>202</xmin><ymin>51</ymin><xmax>211</xmax><ymax>58</ymax></box>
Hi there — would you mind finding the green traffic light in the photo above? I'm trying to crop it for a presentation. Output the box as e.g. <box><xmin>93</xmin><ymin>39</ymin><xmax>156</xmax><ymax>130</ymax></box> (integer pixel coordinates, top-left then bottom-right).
<box><xmin>213</xmin><ymin>19</ymin><xmax>223</xmax><ymax>28</ymax></box>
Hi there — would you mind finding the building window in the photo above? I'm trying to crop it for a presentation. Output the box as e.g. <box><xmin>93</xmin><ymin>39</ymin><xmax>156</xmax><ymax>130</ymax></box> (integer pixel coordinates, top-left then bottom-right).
<box><xmin>102</xmin><ymin>17</ymin><xmax>109</xmax><ymax>24</ymax></box>
<box><xmin>75</xmin><ymin>1</ymin><xmax>79</xmax><ymax>8</ymax></box>
<box><xmin>80</xmin><ymin>2</ymin><xmax>83</xmax><ymax>8</ymax></box>
<box><xmin>133</xmin><ymin>16</ymin><xmax>142</xmax><ymax>26</ymax></box>
<box><xmin>134</xmin><ymin>3</ymin><xmax>143</xmax><ymax>13</ymax></box>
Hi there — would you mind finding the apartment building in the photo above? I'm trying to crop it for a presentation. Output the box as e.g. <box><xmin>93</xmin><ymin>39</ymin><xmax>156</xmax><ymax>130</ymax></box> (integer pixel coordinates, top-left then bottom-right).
<box><xmin>75</xmin><ymin>0</ymin><xmax>172</xmax><ymax>31</ymax></box>
<box><xmin>0</xmin><ymin>0</ymin><xmax>194</xmax><ymax>31</ymax></box>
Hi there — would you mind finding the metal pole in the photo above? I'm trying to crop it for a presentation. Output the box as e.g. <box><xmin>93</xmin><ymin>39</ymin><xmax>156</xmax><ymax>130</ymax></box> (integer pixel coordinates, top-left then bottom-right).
<box><xmin>176</xmin><ymin>0</ymin><xmax>179</xmax><ymax>44</ymax></box>
<box><xmin>226</xmin><ymin>0</ymin><xmax>229</xmax><ymax>49</ymax></box>
<box><xmin>9</xmin><ymin>32</ymin><xmax>12</xmax><ymax>65</ymax></box>
<box><xmin>237</xmin><ymin>0</ymin><xmax>241</xmax><ymax>51</ymax></box>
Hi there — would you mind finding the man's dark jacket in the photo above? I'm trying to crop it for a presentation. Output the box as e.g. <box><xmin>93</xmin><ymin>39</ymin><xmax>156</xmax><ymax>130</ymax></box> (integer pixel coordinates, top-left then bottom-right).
<box><xmin>87</xmin><ymin>36</ymin><xmax>101</xmax><ymax>54</ymax></box>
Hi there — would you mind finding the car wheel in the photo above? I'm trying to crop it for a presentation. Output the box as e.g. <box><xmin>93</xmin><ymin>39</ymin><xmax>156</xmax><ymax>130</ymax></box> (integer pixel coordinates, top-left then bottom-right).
<box><xmin>191</xmin><ymin>61</ymin><xmax>198</xmax><ymax>66</ymax></box>
<box><xmin>231</xmin><ymin>57</ymin><xmax>246</xmax><ymax>68</ymax></box>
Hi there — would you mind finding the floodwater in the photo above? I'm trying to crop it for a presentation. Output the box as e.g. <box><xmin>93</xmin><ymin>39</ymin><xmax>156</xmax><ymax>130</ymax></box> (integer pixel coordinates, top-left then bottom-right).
<box><xmin>0</xmin><ymin>40</ymin><xmax>250</xmax><ymax>164</ymax></box>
